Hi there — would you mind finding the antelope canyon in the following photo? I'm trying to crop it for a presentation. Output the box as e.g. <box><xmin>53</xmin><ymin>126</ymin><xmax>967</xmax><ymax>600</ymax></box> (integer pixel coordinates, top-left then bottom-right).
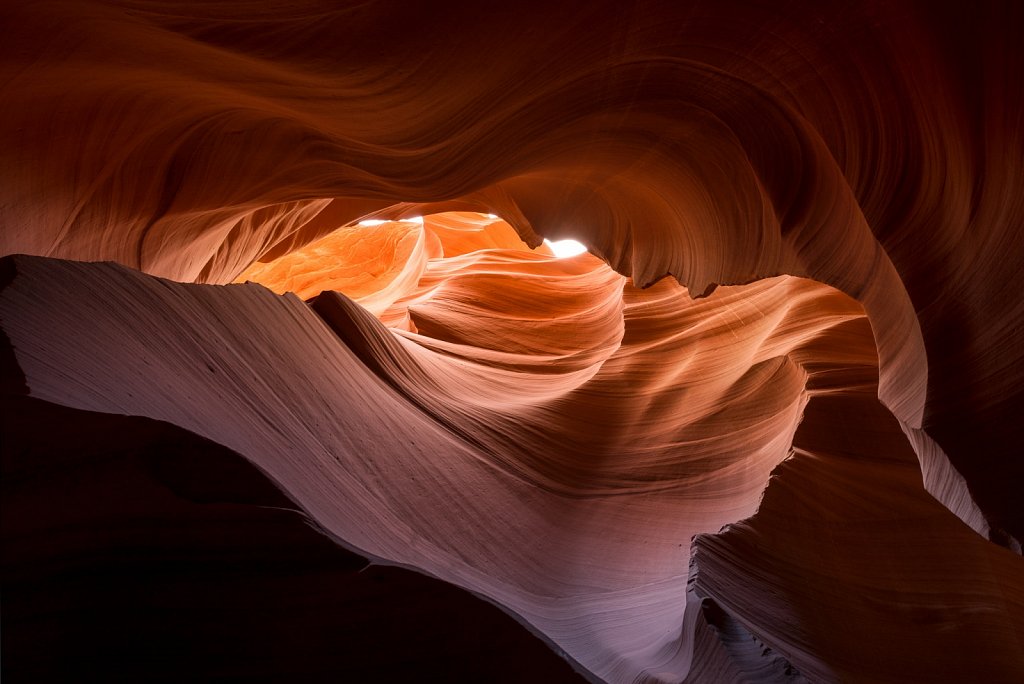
<box><xmin>2</xmin><ymin>1</ymin><xmax>1023</xmax><ymax>682</ymax></box>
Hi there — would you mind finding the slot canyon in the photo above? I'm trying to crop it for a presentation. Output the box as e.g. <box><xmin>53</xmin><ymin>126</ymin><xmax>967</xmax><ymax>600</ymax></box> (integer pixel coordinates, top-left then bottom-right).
<box><xmin>2</xmin><ymin>1</ymin><xmax>1023</xmax><ymax>682</ymax></box>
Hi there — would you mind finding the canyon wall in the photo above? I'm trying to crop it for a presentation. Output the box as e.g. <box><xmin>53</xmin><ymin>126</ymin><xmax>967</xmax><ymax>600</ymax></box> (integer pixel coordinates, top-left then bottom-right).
<box><xmin>2</xmin><ymin>1</ymin><xmax>1022</xmax><ymax>681</ymax></box>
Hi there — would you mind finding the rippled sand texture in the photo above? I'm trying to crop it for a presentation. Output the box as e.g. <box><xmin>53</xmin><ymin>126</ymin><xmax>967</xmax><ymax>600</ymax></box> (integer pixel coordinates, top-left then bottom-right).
<box><xmin>2</xmin><ymin>1</ymin><xmax>1023</xmax><ymax>682</ymax></box>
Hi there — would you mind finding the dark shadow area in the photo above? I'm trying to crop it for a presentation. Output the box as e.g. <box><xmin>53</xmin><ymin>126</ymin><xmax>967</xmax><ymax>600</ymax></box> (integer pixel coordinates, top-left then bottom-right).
<box><xmin>1</xmin><ymin>392</ymin><xmax>586</xmax><ymax>683</ymax></box>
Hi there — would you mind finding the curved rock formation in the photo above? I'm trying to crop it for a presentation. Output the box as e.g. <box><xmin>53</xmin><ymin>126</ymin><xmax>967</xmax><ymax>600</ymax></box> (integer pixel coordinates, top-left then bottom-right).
<box><xmin>2</xmin><ymin>1</ymin><xmax>1023</xmax><ymax>682</ymax></box>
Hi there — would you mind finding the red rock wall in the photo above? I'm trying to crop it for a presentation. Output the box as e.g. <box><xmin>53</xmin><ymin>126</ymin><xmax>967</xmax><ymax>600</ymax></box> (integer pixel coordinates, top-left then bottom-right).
<box><xmin>2</xmin><ymin>1</ymin><xmax>1022</xmax><ymax>681</ymax></box>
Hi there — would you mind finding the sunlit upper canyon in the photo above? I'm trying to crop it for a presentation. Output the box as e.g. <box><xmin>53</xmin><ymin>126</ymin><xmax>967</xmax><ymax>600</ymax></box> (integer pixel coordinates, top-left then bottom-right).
<box><xmin>2</xmin><ymin>1</ymin><xmax>1022</xmax><ymax>682</ymax></box>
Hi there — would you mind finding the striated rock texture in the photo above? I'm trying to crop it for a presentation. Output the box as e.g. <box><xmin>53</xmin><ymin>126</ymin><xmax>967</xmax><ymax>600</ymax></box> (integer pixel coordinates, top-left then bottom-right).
<box><xmin>1</xmin><ymin>1</ymin><xmax>1023</xmax><ymax>682</ymax></box>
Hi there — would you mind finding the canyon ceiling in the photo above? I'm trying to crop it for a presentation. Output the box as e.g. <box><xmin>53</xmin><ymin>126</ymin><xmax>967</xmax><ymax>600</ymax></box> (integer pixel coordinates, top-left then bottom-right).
<box><xmin>2</xmin><ymin>1</ymin><xmax>1023</xmax><ymax>682</ymax></box>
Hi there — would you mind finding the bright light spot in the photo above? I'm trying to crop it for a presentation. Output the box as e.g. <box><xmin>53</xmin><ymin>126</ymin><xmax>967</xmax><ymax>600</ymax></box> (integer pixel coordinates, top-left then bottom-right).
<box><xmin>485</xmin><ymin>213</ymin><xmax>499</xmax><ymax>219</ymax></box>
<box><xmin>358</xmin><ymin>216</ymin><xmax>424</xmax><ymax>226</ymax></box>
<box><xmin>544</xmin><ymin>239</ymin><xmax>588</xmax><ymax>258</ymax></box>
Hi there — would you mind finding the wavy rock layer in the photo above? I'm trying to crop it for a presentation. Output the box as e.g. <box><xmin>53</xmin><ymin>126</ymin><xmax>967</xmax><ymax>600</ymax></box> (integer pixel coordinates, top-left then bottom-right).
<box><xmin>0</xmin><ymin>396</ymin><xmax>586</xmax><ymax>683</ymax></box>
<box><xmin>2</xmin><ymin>0</ymin><xmax>1023</xmax><ymax>682</ymax></box>
<box><xmin>4</xmin><ymin>249</ymin><xmax>1023</xmax><ymax>682</ymax></box>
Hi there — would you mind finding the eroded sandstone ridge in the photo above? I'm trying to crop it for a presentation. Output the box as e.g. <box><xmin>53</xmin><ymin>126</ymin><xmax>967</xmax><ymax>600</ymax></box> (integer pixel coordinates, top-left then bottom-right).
<box><xmin>2</xmin><ymin>1</ymin><xmax>1022</xmax><ymax>682</ymax></box>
